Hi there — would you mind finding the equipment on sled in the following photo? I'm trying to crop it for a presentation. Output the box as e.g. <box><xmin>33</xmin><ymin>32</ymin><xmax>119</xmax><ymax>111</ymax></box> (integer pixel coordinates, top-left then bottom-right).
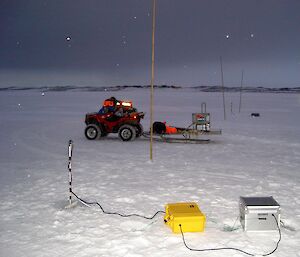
<box><xmin>192</xmin><ymin>102</ymin><xmax>210</xmax><ymax>131</ymax></box>
<box><xmin>144</xmin><ymin>103</ymin><xmax>221</xmax><ymax>144</ymax></box>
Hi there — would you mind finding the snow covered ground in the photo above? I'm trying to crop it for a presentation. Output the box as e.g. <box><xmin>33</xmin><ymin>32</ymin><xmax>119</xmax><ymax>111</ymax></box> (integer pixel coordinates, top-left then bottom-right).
<box><xmin>0</xmin><ymin>89</ymin><xmax>299</xmax><ymax>257</ymax></box>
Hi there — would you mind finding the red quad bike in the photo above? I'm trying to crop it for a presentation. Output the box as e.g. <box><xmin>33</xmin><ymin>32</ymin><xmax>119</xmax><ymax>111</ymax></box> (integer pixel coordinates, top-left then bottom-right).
<box><xmin>84</xmin><ymin>99</ymin><xmax>145</xmax><ymax>141</ymax></box>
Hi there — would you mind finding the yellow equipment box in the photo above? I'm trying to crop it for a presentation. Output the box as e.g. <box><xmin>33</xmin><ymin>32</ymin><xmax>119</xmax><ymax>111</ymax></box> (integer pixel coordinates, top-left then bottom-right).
<box><xmin>164</xmin><ymin>202</ymin><xmax>206</xmax><ymax>233</ymax></box>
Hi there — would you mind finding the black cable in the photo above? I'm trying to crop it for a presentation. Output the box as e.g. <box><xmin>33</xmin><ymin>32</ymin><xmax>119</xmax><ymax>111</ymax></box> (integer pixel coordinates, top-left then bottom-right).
<box><xmin>179</xmin><ymin>214</ymin><xmax>282</xmax><ymax>256</ymax></box>
<box><xmin>71</xmin><ymin>191</ymin><xmax>165</xmax><ymax>220</ymax></box>
<box><xmin>262</xmin><ymin>214</ymin><xmax>281</xmax><ymax>256</ymax></box>
<box><xmin>179</xmin><ymin>224</ymin><xmax>254</xmax><ymax>256</ymax></box>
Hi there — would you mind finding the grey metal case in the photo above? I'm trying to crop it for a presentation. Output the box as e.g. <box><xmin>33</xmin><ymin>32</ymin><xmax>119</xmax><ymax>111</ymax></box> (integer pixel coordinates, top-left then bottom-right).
<box><xmin>239</xmin><ymin>196</ymin><xmax>280</xmax><ymax>232</ymax></box>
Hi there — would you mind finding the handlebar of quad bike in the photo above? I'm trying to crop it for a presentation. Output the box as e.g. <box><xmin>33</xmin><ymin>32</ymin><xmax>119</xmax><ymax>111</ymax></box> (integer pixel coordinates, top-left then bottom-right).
<box><xmin>138</xmin><ymin>112</ymin><xmax>145</xmax><ymax>119</ymax></box>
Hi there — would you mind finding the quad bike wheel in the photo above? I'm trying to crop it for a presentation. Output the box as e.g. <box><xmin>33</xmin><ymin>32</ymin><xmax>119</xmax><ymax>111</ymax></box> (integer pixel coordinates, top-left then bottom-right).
<box><xmin>118</xmin><ymin>124</ymin><xmax>136</xmax><ymax>141</ymax></box>
<box><xmin>85</xmin><ymin>124</ymin><xmax>102</xmax><ymax>140</ymax></box>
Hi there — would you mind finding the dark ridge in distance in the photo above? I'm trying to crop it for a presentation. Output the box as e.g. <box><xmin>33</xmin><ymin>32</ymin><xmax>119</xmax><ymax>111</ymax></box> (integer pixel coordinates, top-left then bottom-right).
<box><xmin>0</xmin><ymin>85</ymin><xmax>300</xmax><ymax>93</ymax></box>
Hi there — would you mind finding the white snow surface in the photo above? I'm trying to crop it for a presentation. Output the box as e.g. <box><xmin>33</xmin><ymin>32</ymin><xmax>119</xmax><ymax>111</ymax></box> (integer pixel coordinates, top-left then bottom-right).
<box><xmin>0</xmin><ymin>90</ymin><xmax>300</xmax><ymax>257</ymax></box>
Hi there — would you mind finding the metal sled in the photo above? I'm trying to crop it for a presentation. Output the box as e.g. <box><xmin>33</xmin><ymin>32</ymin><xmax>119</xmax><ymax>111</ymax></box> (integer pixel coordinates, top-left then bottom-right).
<box><xmin>143</xmin><ymin>103</ymin><xmax>221</xmax><ymax>144</ymax></box>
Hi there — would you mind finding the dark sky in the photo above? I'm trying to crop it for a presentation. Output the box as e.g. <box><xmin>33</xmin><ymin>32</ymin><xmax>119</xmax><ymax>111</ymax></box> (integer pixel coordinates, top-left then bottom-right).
<box><xmin>0</xmin><ymin>0</ymin><xmax>299</xmax><ymax>87</ymax></box>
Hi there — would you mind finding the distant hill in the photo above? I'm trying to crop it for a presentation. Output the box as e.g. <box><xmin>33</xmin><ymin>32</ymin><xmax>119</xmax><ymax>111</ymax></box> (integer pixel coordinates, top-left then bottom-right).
<box><xmin>1</xmin><ymin>85</ymin><xmax>300</xmax><ymax>93</ymax></box>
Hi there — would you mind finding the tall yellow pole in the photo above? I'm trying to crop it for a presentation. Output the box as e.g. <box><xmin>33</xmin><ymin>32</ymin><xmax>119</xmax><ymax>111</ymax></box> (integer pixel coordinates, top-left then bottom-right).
<box><xmin>150</xmin><ymin>0</ymin><xmax>156</xmax><ymax>161</ymax></box>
